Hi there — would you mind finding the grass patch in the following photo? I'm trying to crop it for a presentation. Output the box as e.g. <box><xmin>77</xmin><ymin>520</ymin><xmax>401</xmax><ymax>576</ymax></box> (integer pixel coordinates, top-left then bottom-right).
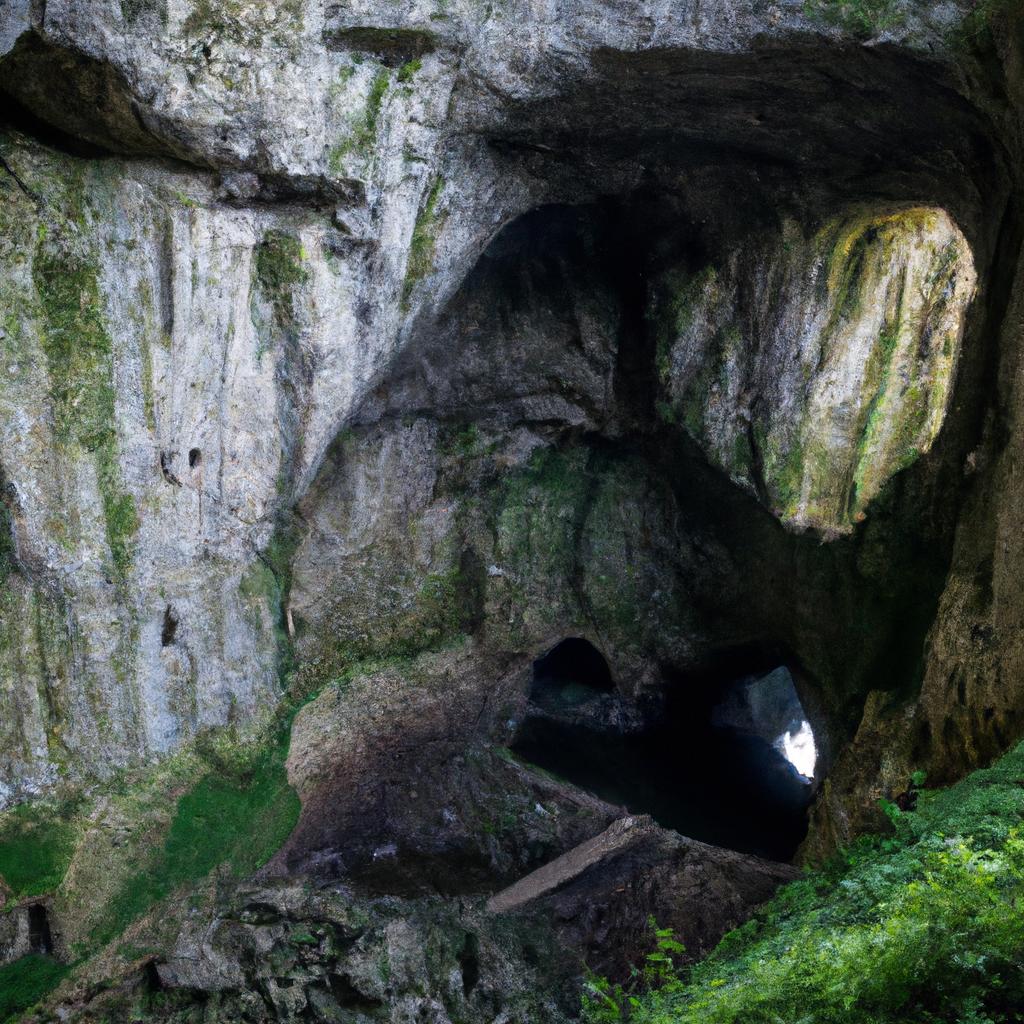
<box><xmin>0</xmin><ymin>955</ymin><xmax>70</xmax><ymax>1023</ymax></box>
<box><xmin>0</xmin><ymin>803</ymin><xmax>78</xmax><ymax>904</ymax></box>
<box><xmin>92</xmin><ymin>730</ymin><xmax>300</xmax><ymax>948</ymax></box>
<box><xmin>585</xmin><ymin>740</ymin><xmax>1024</xmax><ymax>1023</ymax></box>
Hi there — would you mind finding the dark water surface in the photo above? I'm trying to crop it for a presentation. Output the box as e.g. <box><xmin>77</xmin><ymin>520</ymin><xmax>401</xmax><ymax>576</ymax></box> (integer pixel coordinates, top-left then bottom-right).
<box><xmin>513</xmin><ymin>709</ymin><xmax>813</xmax><ymax>862</ymax></box>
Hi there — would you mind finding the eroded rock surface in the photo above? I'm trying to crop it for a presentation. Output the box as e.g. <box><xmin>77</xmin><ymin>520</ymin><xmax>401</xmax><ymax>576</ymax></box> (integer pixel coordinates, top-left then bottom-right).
<box><xmin>656</xmin><ymin>207</ymin><xmax>976</xmax><ymax>534</ymax></box>
<box><xmin>2</xmin><ymin>0</ymin><xmax>1024</xmax><ymax>1021</ymax></box>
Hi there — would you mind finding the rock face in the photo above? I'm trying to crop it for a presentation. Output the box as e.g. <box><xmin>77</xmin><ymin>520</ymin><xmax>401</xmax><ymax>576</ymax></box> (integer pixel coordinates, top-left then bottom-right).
<box><xmin>656</xmin><ymin>207</ymin><xmax>976</xmax><ymax>534</ymax></box>
<box><xmin>486</xmin><ymin>815</ymin><xmax>799</xmax><ymax>975</ymax></box>
<box><xmin>2</xmin><ymin>0</ymin><xmax>1024</xmax><ymax>1020</ymax></box>
<box><xmin>0</xmin><ymin>0</ymin><xmax>1008</xmax><ymax>807</ymax></box>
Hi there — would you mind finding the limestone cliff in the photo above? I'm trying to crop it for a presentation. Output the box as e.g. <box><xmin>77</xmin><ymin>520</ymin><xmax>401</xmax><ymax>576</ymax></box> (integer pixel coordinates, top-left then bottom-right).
<box><xmin>0</xmin><ymin>0</ymin><xmax>1023</xmax><ymax>1020</ymax></box>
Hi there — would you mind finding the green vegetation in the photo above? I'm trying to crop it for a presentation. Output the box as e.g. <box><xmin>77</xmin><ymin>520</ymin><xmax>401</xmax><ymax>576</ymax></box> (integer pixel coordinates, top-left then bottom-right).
<box><xmin>181</xmin><ymin>0</ymin><xmax>303</xmax><ymax>47</ymax></box>
<box><xmin>584</xmin><ymin>740</ymin><xmax>1024</xmax><ymax>1023</ymax></box>
<box><xmin>402</xmin><ymin>176</ymin><xmax>446</xmax><ymax>306</ymax></box>
<box><xmin>953</xmin><ymin>0</ymin><xmax>1017</xmax><ymax>46</ymax></box>
<box><xmin>32</xmin><ymin>241</ymin><xmax>139</xmax><ymax>583</ymax></box>
<box><xmin>397</xmin><ymin>58</ymin><xmax>422</xmax><ymax>83</ymax></box>
<box><xmin>584</xmin><ymin>920</ymin><xmax>687</xmax><ymax>1022</ymax></box>
<box><xmin>253</xmin><ymin>229</ymin><xmax>309</xmax><ymax>340</ymax></box>
<box><xmin>93</xmin><ymin>728</ymin><xmax>299</xmax><ymax>948</ymax></box>
<box><xmin>803</xmin><ymin>0</ymin><xmax>900</xmax><ymax>36</ymax></box>
<box><xmin>239</xmin><ymin>521</ymin><xmax>302</xmax><ymax>684</ymax></box>
<box><xmin>313</xmin><ymin>564</ymin><xmax>474</xmax><ymax>690</ymax></box>
<box><xmin>329</xmin><ymin>68</ymin><xmax>391</xmax><ymax>170</ymax></box>
<box><xmin>0</xmin><ymin>955</ymin><xmax>70</xmax><ymax>1024</ymax></box>
<box><xmin>0</xmin><ymin>802</ymin><xmax>78</xmax><ymax>904</ymax></box>
<box><xmin>653</xmin><ymin>265</ymin><xmax>718</xmax><ymax>386</ymax></box>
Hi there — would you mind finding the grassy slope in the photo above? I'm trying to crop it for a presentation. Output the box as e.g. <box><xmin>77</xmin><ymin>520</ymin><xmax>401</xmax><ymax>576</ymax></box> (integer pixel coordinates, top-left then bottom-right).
<box><xmin>588</xmin><ymin>742</ymin><xmax>1024</xmax><ymax>1024</ymax></box>
<box><xmin>0</xmin><ymin>726</ymin><xmax>300</xmax><ymax>1023</ymax></box>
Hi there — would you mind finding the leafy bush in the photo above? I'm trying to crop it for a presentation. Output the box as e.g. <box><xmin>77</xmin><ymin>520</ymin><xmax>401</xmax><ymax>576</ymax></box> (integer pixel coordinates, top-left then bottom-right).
<box><xmin>582</xmin><ymin>920</ymin><xmax>686</xmax><ymax>1022</ymax></box>
<box><xmin>589</xmin><ymin>742</ymin><xmax>1024</xmax><ymax>1023</ymax></box>
<box><xmin>803</xmin><ymin>0</ymin><xmax>901</xmax><ymax>36</ymax></box>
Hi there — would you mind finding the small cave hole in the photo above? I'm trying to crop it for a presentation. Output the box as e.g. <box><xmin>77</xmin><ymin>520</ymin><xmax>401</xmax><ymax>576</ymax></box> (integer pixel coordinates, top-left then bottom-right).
<box><xmin>188</xmin><ymin>447</ymin><xmax>202</xmax><ymax>469</ymax></box>
<box><xmin>458</xmin><ymin>932</ymin><xmax>480</xmax><ymax>998</ymax></box>
<box><xmin>144</xmin><ymin>960</ymin><xmax>164</xmax><ymax>992</ymax></box>
<box><xmin>531</xmin><ymin>637</ymin><xmax>615</xmax><ymax>703</ymax></box>
<box><xmin>28</xmin><ymin>903</ymin><xmax>53</xmax><ymax>954</ymax></box>
<box><xmin>161</xmin><ymin>605</ymin><xmax>179</xmax><ymax>647</ymax></box>
<box><xmin>513</xmin><ymin>651</ymin><xmax>818</xmax><ymax>861</ymax></box>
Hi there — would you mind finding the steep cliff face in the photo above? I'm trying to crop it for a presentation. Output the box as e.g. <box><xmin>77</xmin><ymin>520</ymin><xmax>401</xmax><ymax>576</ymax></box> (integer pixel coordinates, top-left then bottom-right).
<box><xmin>1</xmin><ymin>0</ymin><xmax>1024</xmax><ymax>1020</ymax></box>
<box><xmin>0</xmin><ymin>0</ymin><xmax>1006</xmax><ymax>803</ymax></box>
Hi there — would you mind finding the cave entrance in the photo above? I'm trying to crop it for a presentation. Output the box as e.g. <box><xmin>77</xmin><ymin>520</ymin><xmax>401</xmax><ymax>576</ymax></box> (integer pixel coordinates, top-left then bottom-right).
<box><xmin>532</xmin><ymin>638</ymin><xmax>615</xmax><ymax>698</ymax></box>
<box><xmin>513</xmin><ymin>648</ymin><xmax>816</xmax><ymax>861</ymax></box>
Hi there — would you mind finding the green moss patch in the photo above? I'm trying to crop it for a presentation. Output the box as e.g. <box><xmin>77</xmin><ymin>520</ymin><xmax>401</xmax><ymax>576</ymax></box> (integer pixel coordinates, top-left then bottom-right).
<box><xmin>0</xmin><ymin>955</ymin><xmax>70</xmax><ymax>1024</ymax></box>
<box><xmin>402</xmin><ymin>176</ymin><xmax>446</xmax><ymax>307</ymax></box>
<box><xmin>329</xmin><ymin>68</ymin><xmax>391</xmax><ymax>170</ymax></box>
<box><xmin>0</xmin><ymin>802</ymin><xmax>78</xmax><ymax>904</ymax></box>
<box><xmin>93</xmin><ymin>730</ymin><xmax>300</xmax><ymax>948</ymax></box>
<box><xmin>33</xmin><ymin>238</ymin><xmax>139</xmax><ymax>583</ymax></box>
<box><xmin>254</xmin><ymin>232</ymin><xmax>308</xmax><ymax>317</ymax></box>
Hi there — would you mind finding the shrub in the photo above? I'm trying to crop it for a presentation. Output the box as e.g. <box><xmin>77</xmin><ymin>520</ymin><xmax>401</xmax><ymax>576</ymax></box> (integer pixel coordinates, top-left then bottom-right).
<box><xmin>589</xmin><ymin>741</ymin><xmax>1024</xmax><ymax>1023</ymax></box>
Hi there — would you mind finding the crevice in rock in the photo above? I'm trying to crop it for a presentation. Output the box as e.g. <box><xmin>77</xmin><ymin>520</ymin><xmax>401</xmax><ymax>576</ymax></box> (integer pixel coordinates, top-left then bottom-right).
<box><xmin>458</xmin><ymin>931</ymin><xmax>480</xmax><ymax>998</ymax></box>
<box><xmin>161</xmin><ymin>605</ymin><xmax>179</xmax><ymax>647</ymax></box>
<box><xmin>159</xmin><ymin>451</ymin><xmax>181</xmax><ymax>487</ymax></box>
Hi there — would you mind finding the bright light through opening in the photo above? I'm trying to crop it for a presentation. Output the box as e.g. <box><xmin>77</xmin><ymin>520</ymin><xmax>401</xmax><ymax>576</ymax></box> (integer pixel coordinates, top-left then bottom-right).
<box><xmin>777</xmin><ymin>720</ymin><xmax>817</xmax><ymax>781</ymax></box>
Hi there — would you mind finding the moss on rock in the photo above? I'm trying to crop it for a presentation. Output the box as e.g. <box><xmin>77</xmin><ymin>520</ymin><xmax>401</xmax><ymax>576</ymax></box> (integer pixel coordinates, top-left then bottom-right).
<box><xmin>33</xmin><ymin>235</ymin><xmax>139</xmax><ymax>583</ymax></box>
<box><xmin>655</xmin><ymin>207</ymin><xmax>976</xmax><ymax>535</ymax></box>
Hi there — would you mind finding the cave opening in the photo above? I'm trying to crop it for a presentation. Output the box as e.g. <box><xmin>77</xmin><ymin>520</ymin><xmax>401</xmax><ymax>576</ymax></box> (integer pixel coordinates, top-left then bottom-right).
<box><xmin>513</xmin><ymin>645</ymin><xmax>817</xmax><ymax>862</ymax></box>
<box><xmin>27</xmin><ymin>903</ymin><xmax>53</xmax><ymax>955</ymax></box>
<box><xmin>532</xmin><ymin>637</ymin><xmax>615</xmax><ymax>699</ymax></box>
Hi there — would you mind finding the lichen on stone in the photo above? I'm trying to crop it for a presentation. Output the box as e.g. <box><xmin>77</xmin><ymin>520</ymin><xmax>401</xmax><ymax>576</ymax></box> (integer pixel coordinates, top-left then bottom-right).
<box><xmin>657</xmin><ymin>206</ymin><xmax>976</xmax><ymax>535</ymax></box>
<box><xmin>33</xmin><ymin>227</ymin><xmax>139</xmax><ymax>583</ymax></box>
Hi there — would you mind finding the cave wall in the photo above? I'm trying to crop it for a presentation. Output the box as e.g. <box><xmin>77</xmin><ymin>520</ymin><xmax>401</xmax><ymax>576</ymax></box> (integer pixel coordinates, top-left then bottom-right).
<box><xmin>806</xmin><ymin>14</ymin><xmax>1024</xmax><ymax>852</ymax></box>
<box><xmin>0</xmin><ymin>0</ymin><xmax>1021</xmax><ymax>872</ymax></box>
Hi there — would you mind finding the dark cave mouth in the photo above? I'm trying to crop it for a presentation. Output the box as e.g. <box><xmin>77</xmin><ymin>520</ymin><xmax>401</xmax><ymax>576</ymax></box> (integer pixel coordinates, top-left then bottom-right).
<box><xmin>512</xmin><ymin>639</ymin><xmax>818</xmax><ymax>862</ymax></box>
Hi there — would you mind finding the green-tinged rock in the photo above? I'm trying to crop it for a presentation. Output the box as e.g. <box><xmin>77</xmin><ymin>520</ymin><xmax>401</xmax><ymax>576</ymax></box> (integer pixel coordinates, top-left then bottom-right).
<box><xmin>656</xmin><ymin>207</ymin><xmax>976</xmax><ymax>536</ymax></box>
